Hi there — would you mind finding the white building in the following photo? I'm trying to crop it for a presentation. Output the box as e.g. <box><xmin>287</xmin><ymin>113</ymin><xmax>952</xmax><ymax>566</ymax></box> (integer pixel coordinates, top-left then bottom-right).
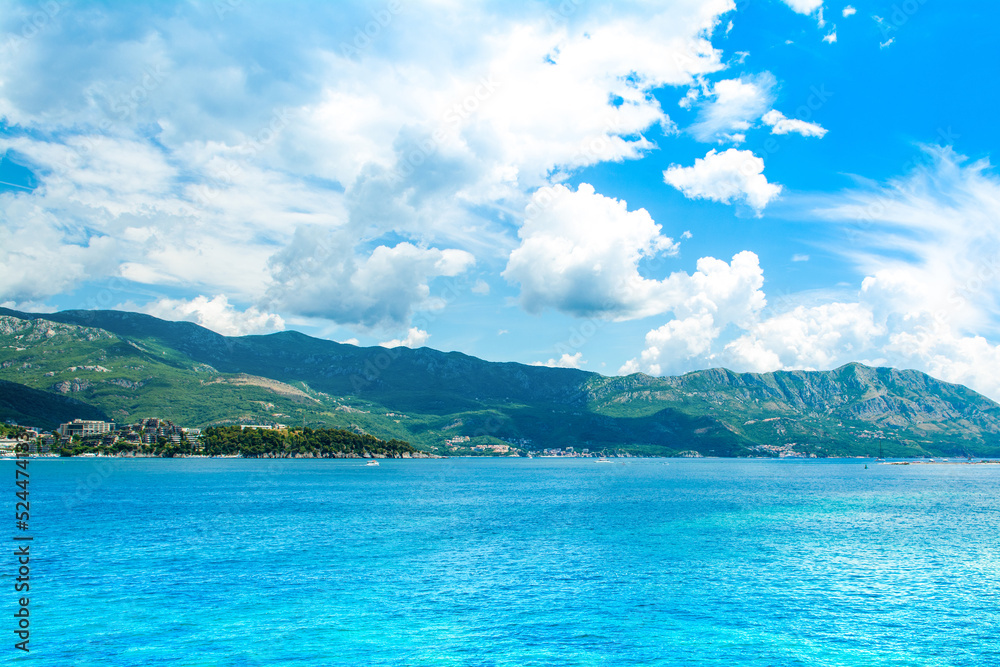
<box><xmin>57</xmin><ymin>419</ymin><xmax>116</xmax><ymax>438</ymax></box>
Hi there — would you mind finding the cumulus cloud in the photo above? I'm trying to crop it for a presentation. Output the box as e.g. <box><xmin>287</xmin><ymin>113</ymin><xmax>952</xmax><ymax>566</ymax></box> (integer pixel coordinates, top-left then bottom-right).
<box><xmin>619</xmin><ymin>251</ymin><xmax>766</xmax><ymax>375</ymax></box>
<box><xmin>266</xmin><ymin>227</ymin><xmax>475</xmax><ymax>329</ymax></box>
<box><xmin>822</xmin><ymin>31</ymin><xmax>837</xmax><ymax>44</ymax></box>
<box><xmin>533</xmin><ymin>352</ymin><xmax>585</xmax><ymax>369</ymax></box>
<box><xmin>624</xmin><ymin>147</ymin><xmax>1000</xmax><ymax>402</ymax></box>
<box><xmin>884</xmin><ymin>325</ymin><xmax>1000</xmax><ymax>402</ymax></box>
<box><xmin>761</xmin><ymin>110</ymin><xmax>828</xmax><ymax>138</ymax></box>
<box><xmin>842</xmin><ymin>6</ymin><xmax>856</xmax><ymax>18</ymax></box>
<box><xmin>0</xmin><ymin>0</ymin><xmax>742</xmax><ymax>330</ymax></box>
<box><xmin>614</xmin><ymin>147</ymin><xmax>1000</xmax><ymax>403</ymax></box>
<box><xmin>623</xmin><ymin>314</ymin><xmax>717</xmax><ymax>376</ymax></box>
<box><xmin>379</xmin><ymin>327</ymin><xmax>430</xmax><ymax>349</ymax></box>
<box><xmin>126</xmin><ymin>295</ymin><xmax>285</xmax><ymax>337</ymax></box>
<box><xmin>725</xmin><ymin>302</ymin><xmax>885</xmax><ymax>371</ymax></box>
<box><xmin>503</xmin><ymin>183</ymin><xmax>680</xmax><ymax>319</ymax></box>
<box><xmin>664</xmin><ymin>148</ymin><xmax>782</xmax><ymax>214</ymax></box>
<box><xmin>689</xmin><ymin>74</ymin><xmax>776</xmax><ymax>143</ymax></box>
<box><xmin>621</xmin><ymin>287</ymin><xmax>885</xmax><ymax>380</ymax></box>
<box><xmin>780</xmin><ymin>0</ymin><xmax>825</xmax><ymax>15</ymax></box>
<box><xmin>715</xmin><ymin>281</ymin><xmax>1000</xmax><ymax>404</ymax></box>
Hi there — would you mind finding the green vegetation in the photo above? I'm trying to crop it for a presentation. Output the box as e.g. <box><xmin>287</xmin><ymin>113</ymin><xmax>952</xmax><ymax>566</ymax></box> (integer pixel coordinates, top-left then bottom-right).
<box><xmin>48</xmin><ymin>426</ymin><xmax>416</xmax><ymax>458</ymax></box>
<box><xmin>1</xmin><ymin>379</ymin><xmax>109</xmax><ymax>429</ymax></box>
<box><xmin>3</xmin><ymin>308</ymin><xmax>1000</xmax><ymax>458</ymax></box>
<box><xmin>199</xmin><ymin>426</ymin><xmax>417</xmax><ymax>458</ymax></box>
<box><xmin>0</xmin><ymin>422</ymin><xmax>27</xmax><ymax>439</ymax></box>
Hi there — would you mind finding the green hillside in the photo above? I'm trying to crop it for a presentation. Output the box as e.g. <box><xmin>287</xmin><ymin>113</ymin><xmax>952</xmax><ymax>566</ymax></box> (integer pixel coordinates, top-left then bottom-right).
<box><xmin>2</xmin><ymin>307</ymin><xmax>999</xmax><ymax>457</ymax></box>
<box><xmin>0</xmin><ymin>379</ymin><xmax>110</xmax><ymax>429</ymax></box>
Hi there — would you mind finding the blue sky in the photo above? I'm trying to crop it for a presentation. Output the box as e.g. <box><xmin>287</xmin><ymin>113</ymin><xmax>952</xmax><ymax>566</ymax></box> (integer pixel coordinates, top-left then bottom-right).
<box><xmin>3</xmin><ymin>1</ymin><xmax>1000</xmax><ymax>398</ymax></box>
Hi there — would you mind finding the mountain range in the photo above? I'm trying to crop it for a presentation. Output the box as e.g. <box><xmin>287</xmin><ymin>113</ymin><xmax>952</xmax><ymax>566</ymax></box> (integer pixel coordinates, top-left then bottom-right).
<box><xmin>2</xmin><ymin>307</ymin><xmax>999</xmax><ymax>457</ymax></box>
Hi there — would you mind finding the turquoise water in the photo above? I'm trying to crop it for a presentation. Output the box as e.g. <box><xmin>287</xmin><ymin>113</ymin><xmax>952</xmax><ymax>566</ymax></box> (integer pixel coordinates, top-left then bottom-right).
<box><xmin>6</xmin><ymin>458</ymin><xmax>1000</xmax><ymax>666</ymax></box>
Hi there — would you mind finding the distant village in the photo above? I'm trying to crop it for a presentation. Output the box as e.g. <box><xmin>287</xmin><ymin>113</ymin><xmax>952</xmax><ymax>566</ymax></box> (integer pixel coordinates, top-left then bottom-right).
<box><xmin>0</xmin><ymin>418</ymin><xmax>202</xmax><ymax>456</ymax></box>
<box><xmin>2</xmin><ymin>416</ymin><xmax>652</xmax><ymax>458</ymax></box>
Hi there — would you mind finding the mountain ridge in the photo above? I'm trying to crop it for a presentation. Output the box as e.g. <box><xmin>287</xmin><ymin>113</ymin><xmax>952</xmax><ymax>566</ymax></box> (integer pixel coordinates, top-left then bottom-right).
<box><xmin>1</xmin><ymin>307</ymin><xmax>997</xmax><ymax>457</ymax></box>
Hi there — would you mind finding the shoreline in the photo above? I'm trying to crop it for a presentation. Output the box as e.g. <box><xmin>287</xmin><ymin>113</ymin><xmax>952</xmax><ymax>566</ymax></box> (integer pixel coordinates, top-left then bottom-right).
<box><xmin>7</xmin><ymin>453</ymin><xmax>1000</xmax><ymax>464</ymax></box>
<box><xmin>881</xmin><ymin>460</ymin><xmax>1000</xmax><ymax>465</ymax></box>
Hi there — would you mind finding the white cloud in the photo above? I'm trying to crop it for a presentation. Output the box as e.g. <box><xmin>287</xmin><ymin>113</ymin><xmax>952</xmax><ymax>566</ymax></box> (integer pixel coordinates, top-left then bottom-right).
<box><xmin>624</xmin><ymin>314</ymin><xmax>717</xmax><ymax>376</ymax></box>
<box><xmin>4</xmin><ymin>135</ymin><xmax>180</xmax><ymax>217</ymax></box>
<box><xmin>884</xmin><ymin>324</ymin><xmax>1000</xmax><ymax>402</ymax></box>
<box><xmin>761</xmin><ymin>110</ymin><xmax>829</xmax><ymax>138</ymax></box>
<box><xmin>792</xmin><ymin>254</ymin><xmax>810</xmax><ymax>262</ymax></box>
<box><xmin>679</xmin><ymin>87</ymin><xmax>701</xmax><ymax>110</ymax></box>
<box><xmin>842</xmin><ymin>6</ymin><xmax>857</xmax><ymax>17</ymax></box>
<box><xmin>823</xmin><ymin>31</ymin><xmax>838</xmax><ymax>43</ymax></box>
<box><xmin>0</xmin><ymin>133</ymin><xmax>337</xmax><ymax>301</ymax></box>
<box><xmin>702</xmin><ymin>146</ymin><xmax>1000</xmax><ymax>401</ymax></box>
<box><xmin>340</xmin><ymin>338</ymin><xmax>360</xmax><ymax>346</ymax></box>
<box><xmin>780</xmin><ymin>0</ymin><xmax>825</xmax><ymax>15</ymax></box>
<box><xmin>533</xmin><ymin>352</ymin><xmax>585</xmax><ymax>369</ymax></box>
<box><xmin>725</xmin><ymin>302</ymin><xmax>885</xmax><ymax>371</ymax></box>
<box><xmin>689</xmin><ymin>74</ymin><xmax>776</xmax><ymax>143</ymax></box>
<box><xmin>126</xmin><ymin>295</ymin><xmax>285</xmax><ymax>337</ymax></box>
<box><xmin>820</xmin><ymin>148</ymin><xmax>1000</xmax><ymax>331</ymax></box>
<box><xmin>0</xmin><ymin>206</ymin><xmax>120</xmax><ymax>304</ymax></box>
<box><xmin>614</xmin><ymin>147</ymin><xmax>1000</xmax><ymax>403</ymax></box>
<box><xmin>880</xmin><ymin>38</ymin><xmax>895</xmax><ymax>49</ymax></box>
<box><xmin>619</xmin><ymin>251</ymin><xmax>767</xmax><ymax>375</ymax></box>
<box><xmin>266</xmin><ymin>227</ymin><xmax>475</xmax><ymax>329</ymax></box>
<box><xmin>677</xmin><ymin>252</ymin><xmax>768</xmax><ymax>326</ymax></box>
<box><xmin>503</xmin><ymin>183</ymin><xmax>680</xmax><ymax>319</ymax></box>
<box><xmin>379</xmin><ymin>327</ymin><xmax>430</xmax><ymax>349</ymax></box>
<box><xmin>664</xmin><ymin>148</ymin><xmax>782</xmax><ymax>214</ymax></box>
<box><xmin>0</xmin><ymin>0</ymin><xmax>743</xmax><ymax>331</ymax></box>
<box><xmin>471</xmin><ymin>280</ymin><xmax>490</xmax><ymax>295</ymax></box>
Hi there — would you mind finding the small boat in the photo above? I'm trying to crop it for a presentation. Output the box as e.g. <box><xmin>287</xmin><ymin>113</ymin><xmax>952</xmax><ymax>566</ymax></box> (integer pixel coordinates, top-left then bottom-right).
<box><xmin>364</xmin><ymin>460</ymin><xmax>379</xmax><ymax>467</ymax></box>
<box><xmin>596</xmin><ymin>458</ymin><xmax>612</xmax><ymax>463</ymax></box>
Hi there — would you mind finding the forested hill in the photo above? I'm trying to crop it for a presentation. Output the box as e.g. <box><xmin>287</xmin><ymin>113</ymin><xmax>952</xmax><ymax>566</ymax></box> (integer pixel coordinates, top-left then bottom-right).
<box><xmin>2</xmin><ymin>307</ymin><xmax>1000</xmax><ymax>458</ymax></box>
<box><xmin>196</xmin><ymin>426</ymin><xmax>424</xmax><ymax>458</ymax></box>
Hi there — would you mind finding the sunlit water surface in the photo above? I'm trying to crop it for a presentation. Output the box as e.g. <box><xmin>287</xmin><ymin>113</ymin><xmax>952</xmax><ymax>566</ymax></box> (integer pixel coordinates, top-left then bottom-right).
<box><xmin>10</xmin><ymin>457</ymin><xmax>1000</xmax><ymax>666</ymax></box>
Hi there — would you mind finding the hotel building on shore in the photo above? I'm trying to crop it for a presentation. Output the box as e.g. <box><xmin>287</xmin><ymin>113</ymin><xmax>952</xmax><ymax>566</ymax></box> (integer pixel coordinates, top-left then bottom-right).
<box><xmin>57</xmin><ymin>419</ymin><xmax>116</xmax><ymax>438</ymax></box>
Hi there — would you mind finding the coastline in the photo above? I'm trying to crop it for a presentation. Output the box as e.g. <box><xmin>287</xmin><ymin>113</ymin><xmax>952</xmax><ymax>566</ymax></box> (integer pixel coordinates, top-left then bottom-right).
<box><xmin>8</xmin><ymin>453</ymin><xmax>1000</xmax><ymax>464</ymax></box>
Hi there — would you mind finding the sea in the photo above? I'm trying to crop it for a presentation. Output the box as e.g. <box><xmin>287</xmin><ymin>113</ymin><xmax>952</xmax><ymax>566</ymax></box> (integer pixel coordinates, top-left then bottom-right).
<box><xmin>6</xmin><ymin>457</ymin><xmax>999</xmax><ymax>666</ymax></box>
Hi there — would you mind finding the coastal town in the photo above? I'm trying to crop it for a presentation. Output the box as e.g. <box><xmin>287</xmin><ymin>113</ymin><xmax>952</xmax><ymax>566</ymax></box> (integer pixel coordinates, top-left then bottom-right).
<box><xmin>0</xmin><ymin>417</ymin><xmax>623</xmax><ymax>458</ymax></box>
<box><xmin>0</xmin><ymin>418</ymin><xmax>202</xmax><ymax>456</ymax></box>
<box><xmin>3</xmin><ymin>416</ymin><xmax>996</xmax><ymax>462</ymax></box>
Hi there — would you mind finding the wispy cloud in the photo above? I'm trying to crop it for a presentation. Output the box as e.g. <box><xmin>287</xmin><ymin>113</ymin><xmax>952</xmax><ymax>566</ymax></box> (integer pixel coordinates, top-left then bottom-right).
<box><xmin>688</xmin><ymin>74</ymin><xmax>777</xmax><ymax>144</ymax></box>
